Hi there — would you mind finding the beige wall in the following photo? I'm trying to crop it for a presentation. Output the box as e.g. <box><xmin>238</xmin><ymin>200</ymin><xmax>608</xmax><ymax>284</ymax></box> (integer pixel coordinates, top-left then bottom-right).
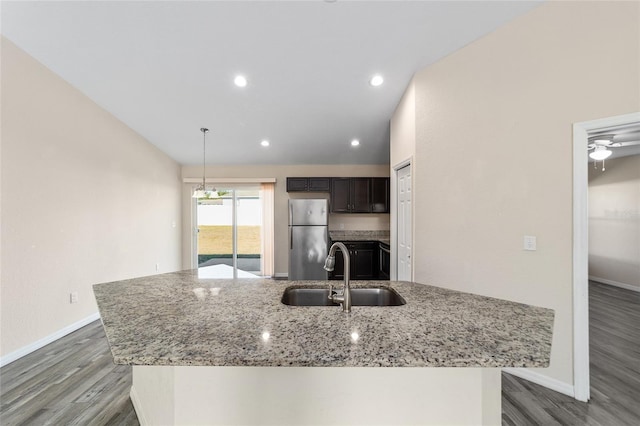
<box><xmin>390</xmin><ymin>80</ymin><xmax>416</xmax><ymax>169</ymax></box>
<box><xmin>391</xmin><ymin>1</ymin><xmax>639</xmax><ymax>388</ymax></box>
<box><xmin>1</xmin><ymin>38</ymin><xmax>183</xmax><ymax>358</ymax></box>
<box><xmin>181</xmin><ymin>165</ymin><xmax>389</xmax><ymax>275</ymax></box>
<box><xmin>588</xmin><ymin>155</ymin><xmax>640</xmax><ymax>290</ymax></box>
<box><xmin>389</xmin><ymin>80</ymin><xmax>417</xmax><ymax>280</ymax></box>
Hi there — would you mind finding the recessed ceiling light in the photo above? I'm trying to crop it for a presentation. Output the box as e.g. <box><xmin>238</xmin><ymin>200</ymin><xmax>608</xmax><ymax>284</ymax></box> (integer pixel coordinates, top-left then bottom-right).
<box><xmin>351</xmin><ymin>139</ymin><xmax>360</xmax><ymax>147</ymax></box>
<box><xmin>234</xmin><ymin>75</ymin><xmax>247</xmax><ymax>87</ymax></box>
<box><xmin>261</xmin><ymin>140</ymin><xmax>270</xmax><ymax>147</ymax></box>
<box><xmin>369</xmin><ymin>75</ymin><xmax>384</xmax><ymax>87</ymax></box>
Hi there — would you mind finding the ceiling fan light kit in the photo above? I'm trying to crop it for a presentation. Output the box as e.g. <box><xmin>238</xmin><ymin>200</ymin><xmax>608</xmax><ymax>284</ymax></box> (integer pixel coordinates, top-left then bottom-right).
<box><xmin>589</xmin><ymin>146</ymin><xmax>612</xmax><ymax>161</ymax></box>
<box><xmin>585</xmin><ymin>133</ymin><xmax>640</xmax><ymax>172</ymax></box>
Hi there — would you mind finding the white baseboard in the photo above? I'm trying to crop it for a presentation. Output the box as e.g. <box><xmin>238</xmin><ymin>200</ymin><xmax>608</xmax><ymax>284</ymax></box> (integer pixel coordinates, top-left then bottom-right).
<box><xmin>503</xmin><ymin>368</ymin><xmax>575</xmax><ymax>399</ymax></box>
<box><xmin>129</xmin><ymin>386</ymin><xmax>148</xmax><ymax>426</ymax></box>
<box><xmin>589</xmin><ymin>276</ymin><xmax>640</xmax><ymax>293</ymax></box>
<box><xmin>0</xmin><ymin>312</ymin><xmax>101</xmax><ymax>368</ymax></box>
<box><xmin>274</xmin><ymin>272</ymin><xmax>288</xmax><ymax>279</ymax></box>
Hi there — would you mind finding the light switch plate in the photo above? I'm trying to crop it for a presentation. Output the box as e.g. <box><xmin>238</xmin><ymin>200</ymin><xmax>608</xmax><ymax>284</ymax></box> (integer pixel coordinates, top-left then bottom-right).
<box><xmin>523</xmin><ymin>235</ymin><xmax>537</xmax><ymax>251</ymax></box>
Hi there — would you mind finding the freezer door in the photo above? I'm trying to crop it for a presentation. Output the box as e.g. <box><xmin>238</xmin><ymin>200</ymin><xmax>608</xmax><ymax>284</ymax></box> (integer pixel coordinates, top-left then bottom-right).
<box><xmin>289</xmin><ymin>226</ymin><xmax>328</xmax><ymax>280</ymax></box>
<box><xmin>289</xmin><ymin>199</ymin><xmax>328</xmax><ymax>226</ymax></box>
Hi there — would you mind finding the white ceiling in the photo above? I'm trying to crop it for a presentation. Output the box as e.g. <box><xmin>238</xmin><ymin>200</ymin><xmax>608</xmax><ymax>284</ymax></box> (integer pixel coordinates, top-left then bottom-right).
<box><xmin>2</xmin><ymin>0</ymin><xmax>543</xmax><ymax>166</ymax></box>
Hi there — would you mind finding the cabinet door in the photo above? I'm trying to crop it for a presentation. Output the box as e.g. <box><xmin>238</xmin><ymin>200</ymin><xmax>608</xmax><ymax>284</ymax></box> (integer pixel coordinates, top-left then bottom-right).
<box><xmin>350</xmin><ymin>178</ymin><xmax>371</xmax><ymax>213</ymax></box>
<box><xmin>378</xmin><ymin>243</ymin><xmax>390</xmax><ymax>280</ymax></box>
<box><xmin>371</xmin><ymin>178</ymin><xmax>389</xmax><ymax>213</ymax></box>
<box><xmin>330</xmin><ymin>178</ymin><xmax>351</xmax><ymax>213</ymax></box>
<box><xmin>308</xmin><ymin>177</ymin><xmax>330</xmax><ymax>192</ymax></box>
<box><xmin>351</xmin><ymin>243</ymin><xmax>377</xmax><ymax>280</ymax></box>
<box><xmin>287</xmin><ymin>178</ymin><xmax>308</xmax><ymax>192</ymax></box>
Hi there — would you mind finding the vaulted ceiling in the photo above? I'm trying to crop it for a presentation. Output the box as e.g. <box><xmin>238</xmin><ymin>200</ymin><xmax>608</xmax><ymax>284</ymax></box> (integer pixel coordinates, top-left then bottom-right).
<box><xmin>2</xmin><ymin>1</ymin><xmax>543</xmax><ymax>165</ymax></box>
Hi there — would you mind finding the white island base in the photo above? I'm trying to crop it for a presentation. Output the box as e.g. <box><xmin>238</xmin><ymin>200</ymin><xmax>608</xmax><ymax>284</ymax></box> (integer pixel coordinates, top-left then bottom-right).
<box><xmin>130</xmin><ymin>366</ymin><xmax>502</xmax><ymax>426</ymax></box>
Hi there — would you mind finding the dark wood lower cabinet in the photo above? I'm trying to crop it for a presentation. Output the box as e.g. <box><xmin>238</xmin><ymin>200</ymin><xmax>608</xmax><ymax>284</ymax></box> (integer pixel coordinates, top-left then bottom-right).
<box><xmin>329</xmin><ymin>241</ymin><xmax>382</xmax><ymax>280</ymax></box>
<box><xmin>378</xmin><ymin>242</ymin><xmax>390</xmax><ymax>280</ymax></box>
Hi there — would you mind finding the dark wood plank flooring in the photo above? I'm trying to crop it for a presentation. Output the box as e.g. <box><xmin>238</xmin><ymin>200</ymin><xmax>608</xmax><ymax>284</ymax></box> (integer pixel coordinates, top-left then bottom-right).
<box><xmin>1</xmin><ymin>281</ymin><xmax>637</xmax><ymax>425</ymax></box>
<box><xmin>503</xmin><ymin>281</ymin><xmax>640</xmax><ymax>425</ymax></box>
<box><xmin>0</xmin><ymin>321</ymin><xmax>138</xmax><ymax>426</ymax></box>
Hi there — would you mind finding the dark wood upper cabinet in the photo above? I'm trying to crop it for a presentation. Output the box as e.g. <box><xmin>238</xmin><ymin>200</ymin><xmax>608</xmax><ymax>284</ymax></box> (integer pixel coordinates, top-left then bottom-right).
<box><xmin>288</xmin><ymin>176</ymin><xmax>389</xmax><ymax>213</ymax></box>
<box><xmin>330</xmin><ymin>178</ymin><xmax>351</xmax><ymax>212</ymax></box>
<box><xmin>350</xmin><ymin>178</ymin><xmax>371</xmax><ymax>213</ymax></box>
<box><xmin>330</xmin><ymin>177</ymin><xmax>389</xmax><ymax>213</ymax></box>
<box><xmin>286</xmin><ymin>177</ymin><xmax>331</xmax><ymax>192</ymax></box>
<box><xmin>286</xmin><ymin>178</ymin><xmax>309</xmax><ymax>192</ymax></box>
<box><xmin>370</xmin><ymin>178</ymin><xmax>390</xmax><ymax>213</ymax></box>
<box><xmin>308</xmin><ymin>177</ymin><xmax>330</xmax><ymax>192</ymax></box>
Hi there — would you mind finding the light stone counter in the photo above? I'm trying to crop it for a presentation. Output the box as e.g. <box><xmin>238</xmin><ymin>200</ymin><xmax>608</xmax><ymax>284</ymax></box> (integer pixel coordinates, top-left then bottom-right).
<box><xmin>93</xmin><ymin>270</ymin><xmax>553</xmax><ymax>368</ymax></box>
<box><xmin>329</xmin><ymin>230</ymin><xmax>390</xmax><ymax>245</ymax></box>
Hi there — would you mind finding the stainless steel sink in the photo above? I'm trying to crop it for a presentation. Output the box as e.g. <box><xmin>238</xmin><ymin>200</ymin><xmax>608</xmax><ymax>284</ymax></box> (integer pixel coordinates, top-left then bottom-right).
<box><xmin>281</xmin><ymin>286</ymin><xmax>406</xmax><ymax>307</ymax></box>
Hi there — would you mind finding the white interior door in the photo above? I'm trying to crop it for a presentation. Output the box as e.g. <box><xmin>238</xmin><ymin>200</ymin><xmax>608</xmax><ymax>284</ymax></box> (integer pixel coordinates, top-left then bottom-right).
<box><xmin>397</xmin><ymin>164</ymin><xmax>412</xmax><ymax>281</ymax></box>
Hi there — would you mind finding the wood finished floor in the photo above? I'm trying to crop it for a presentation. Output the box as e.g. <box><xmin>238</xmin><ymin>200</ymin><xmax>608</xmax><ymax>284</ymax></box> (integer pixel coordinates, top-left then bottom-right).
<box><xmin>503</xmin><ymin>281</ymin><xmax>640</xmax><ymax>425</ymax></box>
<box><xmin>0</xmin><ymin>321</ymin><xmax>138</xmax><ymax>426</ymax></box>
<box><xmin>1</xmin><ymin>281</ymin><xmax>638</xmax><ymax>425</ymax></box>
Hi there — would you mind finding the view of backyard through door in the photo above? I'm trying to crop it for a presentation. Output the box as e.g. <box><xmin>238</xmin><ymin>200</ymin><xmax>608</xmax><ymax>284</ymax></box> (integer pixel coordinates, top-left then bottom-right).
<box><xmin>196</xmin><ymin>187</ymin><xmax>263</xmax><ymax>278</ymax></box>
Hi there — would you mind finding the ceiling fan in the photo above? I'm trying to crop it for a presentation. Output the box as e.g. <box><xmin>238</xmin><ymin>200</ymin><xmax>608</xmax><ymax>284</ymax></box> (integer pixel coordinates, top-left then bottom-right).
<box><xmin>588</xmin><ymin>134</ymin><xmax>640</xmax><ymax>161</ymax></box>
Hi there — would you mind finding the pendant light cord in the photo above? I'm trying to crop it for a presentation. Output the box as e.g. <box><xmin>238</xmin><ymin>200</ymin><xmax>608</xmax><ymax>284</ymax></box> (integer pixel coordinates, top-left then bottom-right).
<box><xmin>201</xmin><ymin>128</ymin><xmax>209</xmax><ymax>190</ymax></box>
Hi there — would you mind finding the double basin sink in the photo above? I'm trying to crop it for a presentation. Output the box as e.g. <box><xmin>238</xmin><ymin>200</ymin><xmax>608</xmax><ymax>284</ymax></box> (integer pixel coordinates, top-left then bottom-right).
<box><xmin>282</xmin><ymin>286</ymin><xmax>406</xmax><ymax>307</ymax></box>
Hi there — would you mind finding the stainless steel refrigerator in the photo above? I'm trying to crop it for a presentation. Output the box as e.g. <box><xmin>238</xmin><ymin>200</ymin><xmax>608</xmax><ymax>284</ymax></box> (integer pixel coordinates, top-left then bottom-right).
<box><xmin>288</xmin><ymin>199</ymin><xmax>329</xmax><ymax>280</ymax></box>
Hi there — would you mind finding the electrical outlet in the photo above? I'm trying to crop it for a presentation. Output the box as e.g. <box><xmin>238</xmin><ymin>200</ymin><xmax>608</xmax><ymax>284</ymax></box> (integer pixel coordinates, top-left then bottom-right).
<box><xmin>155</xmin><ymin>263</ymin><xmax>160</xmax><ymax>272</ymax></box>
<box><xmin>70</xmin><ymin>292</ymin><xmax>79</xmax><ymax>304</ymax></box>
<box><xmin>339</xmin><ymin>223</ymin><xmax>345</xmax><ymax>230</ymax></box>
<box><xmin>523</xmin><ymin>235</ymin><xmax>537</xmax><ymax>251</ymax></box>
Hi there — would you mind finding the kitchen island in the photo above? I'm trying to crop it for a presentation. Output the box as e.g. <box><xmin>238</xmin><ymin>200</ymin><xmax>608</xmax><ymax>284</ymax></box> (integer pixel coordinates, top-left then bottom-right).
<box><xmin>93</xmin><ymin>270</ymin><xmax>553</xmax><ymax>425</ymax></box>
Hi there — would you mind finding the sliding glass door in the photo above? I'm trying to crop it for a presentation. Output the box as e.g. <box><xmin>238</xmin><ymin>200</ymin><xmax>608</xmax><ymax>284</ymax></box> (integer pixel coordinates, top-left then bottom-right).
<box><xmin>195</xmin><ymin>186</ymin><xmax>263</xmax><ymax>278</ymax></box>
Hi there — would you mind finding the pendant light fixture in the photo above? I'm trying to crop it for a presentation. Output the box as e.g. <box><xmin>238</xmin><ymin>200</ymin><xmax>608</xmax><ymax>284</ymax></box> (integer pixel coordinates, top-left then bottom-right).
<box><xmin>192</xmin><ymin>128</ymin><xmax>218</xmax><ymax>198</ymax></box>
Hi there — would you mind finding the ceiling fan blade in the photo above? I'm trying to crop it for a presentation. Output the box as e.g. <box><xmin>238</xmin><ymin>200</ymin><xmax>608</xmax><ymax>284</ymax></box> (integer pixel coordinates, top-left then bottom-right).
<box><xmin>616</xmin><ymin>140</ymin><xmax>640</xmax><ymax>147</ymax></box>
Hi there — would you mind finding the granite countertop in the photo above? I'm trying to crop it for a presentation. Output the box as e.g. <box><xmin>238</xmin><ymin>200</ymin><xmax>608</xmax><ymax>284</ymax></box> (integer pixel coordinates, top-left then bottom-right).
<box><xmin>93</xmin><ymin>270</ymin><xmax>553</xmax><ymax>368</ymax></box>
<box><xmin>329</xmin><ymin>230</ymin><xmax>390</xmax><ymax>245</ymax></box>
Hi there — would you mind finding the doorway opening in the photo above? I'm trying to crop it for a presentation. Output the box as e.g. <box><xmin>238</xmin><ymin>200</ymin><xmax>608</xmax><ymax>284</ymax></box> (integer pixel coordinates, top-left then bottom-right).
<box><xmin>195</xmin><ymin>186</ymin><xmax>263</xmax><ymax>278</ymax></box>
<box><xmin>572</xmin><ymin>111</ymin><xmax>640</xmax><ymax>402</ymax></box>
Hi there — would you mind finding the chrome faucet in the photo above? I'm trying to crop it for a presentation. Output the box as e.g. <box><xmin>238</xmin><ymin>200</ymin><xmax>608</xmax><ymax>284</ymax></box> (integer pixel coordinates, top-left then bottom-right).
<box><xmin>323</xmin><ymin>242</ymin><xmax>351</xmax><ymax>313</ymax></box>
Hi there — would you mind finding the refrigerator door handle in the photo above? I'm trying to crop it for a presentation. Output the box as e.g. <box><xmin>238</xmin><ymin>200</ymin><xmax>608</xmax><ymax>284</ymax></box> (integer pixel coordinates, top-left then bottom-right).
<box><xmin>289</xmin><ymin>202</ymin><xmax>293</xmax><ymax>226</ymax></box>
<box><xmin>290</xmin><ymin>227</ymin><xmax>293</xmax><ymax>250</ymax></box>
